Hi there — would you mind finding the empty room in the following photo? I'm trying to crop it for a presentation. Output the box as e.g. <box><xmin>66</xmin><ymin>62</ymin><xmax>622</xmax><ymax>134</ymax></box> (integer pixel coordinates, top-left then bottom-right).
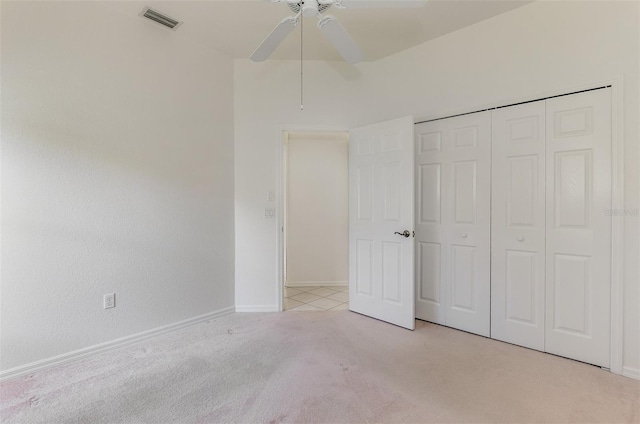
<box><xmin>1</xmin><ymin>0</ymin><xmax>639</xmax><ymax>423</ymax></box>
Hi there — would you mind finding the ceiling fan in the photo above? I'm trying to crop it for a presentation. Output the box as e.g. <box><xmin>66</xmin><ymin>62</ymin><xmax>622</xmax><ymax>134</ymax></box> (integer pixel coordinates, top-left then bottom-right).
<box><xmin>250</xmin><ymin>0</ymin><xmax>427</xmax><ymax>64</ymax></box>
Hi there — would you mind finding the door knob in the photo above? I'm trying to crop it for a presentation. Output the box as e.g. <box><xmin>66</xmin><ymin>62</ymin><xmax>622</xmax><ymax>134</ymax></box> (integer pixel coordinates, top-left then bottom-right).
<box><xmin>517</xmin><ymin>236</ymin><xmax>525</xmax><ymax>242</ymax></box>
<box><xmin>394</xmin><ymin>230</ymin><xmax>411</xmax><ymax>238</ymax></box>
<box><xmin>461</xmin><ymin>233</ymin><xmax>468</xmax><ymax>238</ymax></box>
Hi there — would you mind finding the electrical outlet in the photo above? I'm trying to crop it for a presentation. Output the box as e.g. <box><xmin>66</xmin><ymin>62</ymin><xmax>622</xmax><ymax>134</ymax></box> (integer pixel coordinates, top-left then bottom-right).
<box><xmin>104</xmin><ymin>293</ymin><xmax>115</xmax><ymax>309</ymax></box>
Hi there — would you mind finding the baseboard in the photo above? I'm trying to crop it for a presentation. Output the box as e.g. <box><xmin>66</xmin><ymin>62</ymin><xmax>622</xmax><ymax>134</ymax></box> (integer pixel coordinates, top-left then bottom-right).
<box><xmin>235</xmin><ymin>305</ymin><xmax>279</xmax><ymax>312</ymax></box>
<box><xmin>286</xmin><ymin>281</ymin><xmax>348</xmax><ymax>288</ymax></box>
<box><xmin>622</xmin><ymin>366</ymin><xmax>640</xmax><ymax>380</ymax></box>
<box><xmin>0</xmin><ymin>306</ymin><xmax>235</xmax><ymax>382</ymax></box>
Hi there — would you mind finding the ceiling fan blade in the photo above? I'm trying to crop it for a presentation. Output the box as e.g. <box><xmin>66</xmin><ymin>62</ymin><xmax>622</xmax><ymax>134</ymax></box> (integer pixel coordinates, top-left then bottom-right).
<box><xmin>317</xmin><ymin>16</ymin><xmax>364</xmax><ymax>64</ymax></box>
<box><xmin>329</xmin><ymin>0</ymin><xmax>427</xmax><ymax>8</ymax></box>
<box><xmin>250</xmin><ymin>16</ymin><xmax>298</xmax><ymax>62</ymax></box>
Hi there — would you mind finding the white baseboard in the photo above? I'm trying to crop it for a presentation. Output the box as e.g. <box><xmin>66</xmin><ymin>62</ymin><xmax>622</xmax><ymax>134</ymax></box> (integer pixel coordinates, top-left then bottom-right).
<box><xmin>622</xmin><ymin>366</ymin><xmax>640</xmax><ymax>380</ymax></box>
<box><xmin>235</xmin><ymin>305</ymin><xmax>279</xmax><ymax>312</ymax></box>
<box><xmin>286</xmin><ymin>281</ymin><xmax>348</xmax><ymax>288</ymax></box>
<box><xmin>0</xmin><ymin>306</ymin><xmax>235</xmax><ymax>382</ymax></box>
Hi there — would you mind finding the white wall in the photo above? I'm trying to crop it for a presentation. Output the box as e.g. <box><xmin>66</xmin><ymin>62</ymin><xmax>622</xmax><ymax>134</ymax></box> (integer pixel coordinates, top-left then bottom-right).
<box><xmin>235</xmin><ymin>1</ymin><xmax>639</xmax><ymax>375</ymax></box>
<box><xmin>234</xmin><ymin>60</ymin><xmax>376</xmax><ymax>310</ymax></box>
<box><xmin>286</xmin><ymin>132</ymin><xmax>348</xmax><ymax>285</ymax></box>
<box><xmin>1</xmin><ymin>2</ymin><xmax>235</xmax><ymax>371</ymax></box>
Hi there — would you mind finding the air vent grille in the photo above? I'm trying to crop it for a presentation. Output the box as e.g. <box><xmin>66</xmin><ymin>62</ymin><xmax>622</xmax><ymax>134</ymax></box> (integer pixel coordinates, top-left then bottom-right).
<box><xmin>141</xmin><ymin>7</ymin><xmax>182</xmax><ymax>30</ymax></box>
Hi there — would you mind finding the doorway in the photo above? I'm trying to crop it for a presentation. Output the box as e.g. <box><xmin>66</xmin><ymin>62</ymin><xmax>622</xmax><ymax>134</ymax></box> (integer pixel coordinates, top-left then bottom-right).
<box><xmin>282</xmin><ymin>131</ymin><xmax>350</xmax><ymax>311</ymax></box>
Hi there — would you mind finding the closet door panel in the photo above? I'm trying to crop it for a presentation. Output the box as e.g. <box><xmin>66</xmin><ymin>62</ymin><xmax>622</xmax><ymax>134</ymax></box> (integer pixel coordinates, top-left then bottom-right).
<box><xmin>545</xmin><ymin>89</ymin><xmax>611</xmax><ymax>367</ymax></box>
<box><xmin>444</xmin><ymin>112</ymin><xmax>491</xmax><ymax>337</ymax></box>
<box><xmin>491</xmin><ymin>101</ymin><xmax>546</xmax><ymax>351</ymax></box>
<box><xmin>416</xmin><ymin>112</ymin><xmax>490</xmax><ymax>336</ymax></box>
<box><xmin>415</xmin><ymin>121</ymin><xmax>448</xmax><ymax>324</ymax></box>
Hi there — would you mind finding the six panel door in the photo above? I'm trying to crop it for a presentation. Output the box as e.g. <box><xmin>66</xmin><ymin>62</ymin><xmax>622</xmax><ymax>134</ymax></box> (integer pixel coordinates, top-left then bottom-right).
<box><xmin>414</xmin><ymin>118</ymin><xmax>447</xmax><ymax>325</ymax></box>
<box><xmin>544</xmin><ymin>89</ymin><xmax>611</xmax><ymax>367</ymax></box>
<box><xmin>415</xmin><ymin>112</ymin><xmax>491</xmax><ymax>337</ymax></box>
<box><xmin>349</xmin><ymin>116</ymin><xmax>416</xmax><ymax>330</ymax></box>
<box><xmin>491</xmin><ymin>101</ymin><xmax>546</xmax><ymax>351</ymax></box>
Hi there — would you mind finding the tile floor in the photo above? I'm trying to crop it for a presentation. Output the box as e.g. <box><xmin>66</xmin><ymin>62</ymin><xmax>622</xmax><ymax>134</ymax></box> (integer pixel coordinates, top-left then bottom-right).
<box><xmin>284</xmin><ymin>286</ymin><xmax>349</xmax><ymax>311</ymax></box>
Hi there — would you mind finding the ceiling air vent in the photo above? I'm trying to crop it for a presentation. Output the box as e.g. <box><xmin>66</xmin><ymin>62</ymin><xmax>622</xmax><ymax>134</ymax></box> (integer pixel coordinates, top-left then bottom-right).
<box><xmin>140</xmin><ymin>7</ymin><xmax>182</xmax><ymax>30</ymax></box>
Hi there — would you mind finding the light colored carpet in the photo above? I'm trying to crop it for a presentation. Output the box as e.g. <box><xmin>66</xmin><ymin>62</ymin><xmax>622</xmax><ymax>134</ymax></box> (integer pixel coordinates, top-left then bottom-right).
<box><xmin>1</xmin><ymin>311</ymin><xmax>638</xmax><ymax>423</ymax></box>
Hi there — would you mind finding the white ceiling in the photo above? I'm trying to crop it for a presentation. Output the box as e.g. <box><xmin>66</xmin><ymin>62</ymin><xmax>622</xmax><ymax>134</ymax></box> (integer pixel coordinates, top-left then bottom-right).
<box><xmin>105</xmin><ymin>0</ymin><xmax>533</xmax><ymax>62</ymax></box>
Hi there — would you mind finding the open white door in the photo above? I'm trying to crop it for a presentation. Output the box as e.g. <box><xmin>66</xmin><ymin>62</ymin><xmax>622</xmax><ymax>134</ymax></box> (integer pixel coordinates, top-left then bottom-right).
<box><xmin>349</xmin><ymin>116</ymin><xmax>415</xmax><ymax>330</ymax></box>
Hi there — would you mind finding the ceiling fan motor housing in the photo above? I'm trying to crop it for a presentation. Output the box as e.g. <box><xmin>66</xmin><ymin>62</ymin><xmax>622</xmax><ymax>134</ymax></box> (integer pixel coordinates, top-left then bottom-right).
<box><xmin>287</xmin><ymin>1</ymin><xmax>332</xmax><ymax>15</ymax></box>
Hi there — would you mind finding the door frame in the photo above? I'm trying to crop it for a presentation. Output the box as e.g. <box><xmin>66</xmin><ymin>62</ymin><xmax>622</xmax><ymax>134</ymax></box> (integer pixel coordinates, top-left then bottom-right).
<box><xmin>413</xmin><ymin>77</ymin><xmax>625</xmax><ymax>376</ymax></box>
<box><xmin>275</xmin><ymin>125</ymin><xmax>349</xmax><ymax>312</ymax></box>
<box><xmin>607</xmin><ymin>78</ymin><xmax>625</xmax><ymax>377</ymax></box>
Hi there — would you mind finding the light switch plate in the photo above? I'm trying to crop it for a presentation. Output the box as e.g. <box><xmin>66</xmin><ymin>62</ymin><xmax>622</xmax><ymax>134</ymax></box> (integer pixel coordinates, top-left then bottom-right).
<box><xmin>104</xmin><ymin>293</ymin><xmax>115</xmax><ymax>309</ymax></box>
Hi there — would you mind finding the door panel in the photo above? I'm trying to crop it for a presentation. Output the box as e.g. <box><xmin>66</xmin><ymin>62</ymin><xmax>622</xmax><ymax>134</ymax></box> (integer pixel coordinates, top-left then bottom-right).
<box><xmin>545</xmin><ymin>89</ymin><xmax>611</xmax><ymax>367</ymax></box>
<box><xmin>554</xmin><ymin>150</ymin><xmax>591</xmax><ymax>228</ymax></box>
<box><xmin>355</xmin><ymin>239</ymin><xmax>374</xmax><ymax>296</ymax></box>
<box><xmin>415</xmin><ymin>121</ymin><xmax>447</xmax><ymax>324</ymax></box>
<box><xmin>383</xmin><ymin>162</ymin><xmax>402</xmax><ymax>222</ymax></box>
<box><xmin>507</xmin><ymin>155</ymin><xmax>538</xmax><ymax>227</ymax></box>
<box><xmin>505</xmin><ymin>250</ymin><xmax>537</xmax><ymax>324</ymax></box>
<box><xmin>415</xmin><ymin>112</ymin><xmax>491</xmax><ymax>336</ymax></box>
<box><xmin>418</xmin><ymin>242</ymin><xmax>441</xmax><ymax>305</ymax></box>
<box><xmin>451</xmin><ymin>245</ymin><xmax>475</xmax><ymax>311</ymax></box>
<box><xmin>419</xmin><ymin>164</ymin><xmax>441</xmax><ymax>223</ymax></box>
<box><xmin>453</xmin><ymin>160</ymin><xmax>477</xmax><ymax>224</ymax></box>
<box><xmin>444</xmin><ymin>113</ymin><xmax>491</xmax><ymax>336</ymax></box>
<box><xmin>382</xmin><ymin>241</ymin><xmax>403</xmax><ymax>303</ymax></box>
<box><xmin>491</xmin><ymin>101</ymin><xmax>546</xmax><ymax>351</ymax></box>
<box><xmin>349</xmin><ymin>116</ymin><xmax>415</xmax><ymax>330</ymax></box>
<box><xmin>552</xmin><ymin>253</ymin><xmax>590</xmax><ymax>335</ymax></box>
<box><xmin>356</xmin><ymin>165</ymin><xmax>374</xmax><ymax>222</ymax></box>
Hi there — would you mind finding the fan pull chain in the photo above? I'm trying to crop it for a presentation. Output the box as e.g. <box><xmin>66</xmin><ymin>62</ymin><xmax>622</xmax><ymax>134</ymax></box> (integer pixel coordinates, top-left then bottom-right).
<box><xmin>300</xmin><ymin>4</ymin><xmax>304</xmax><ymax>111</ymax></box>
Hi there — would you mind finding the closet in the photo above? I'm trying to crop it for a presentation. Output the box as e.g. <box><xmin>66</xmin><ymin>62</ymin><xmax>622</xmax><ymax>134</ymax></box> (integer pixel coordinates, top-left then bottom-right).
<box><xmin>415</xmin><ymin>88</ymin><xmax>612</xmax><ymax>368</ymax></box>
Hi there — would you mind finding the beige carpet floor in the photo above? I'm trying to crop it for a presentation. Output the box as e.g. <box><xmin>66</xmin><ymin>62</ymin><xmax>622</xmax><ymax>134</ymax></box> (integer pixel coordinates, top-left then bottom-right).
<box><xmin>1</xmin><ymin>311</ymin><xmax>639</xmax><ymax>423</ymax></box>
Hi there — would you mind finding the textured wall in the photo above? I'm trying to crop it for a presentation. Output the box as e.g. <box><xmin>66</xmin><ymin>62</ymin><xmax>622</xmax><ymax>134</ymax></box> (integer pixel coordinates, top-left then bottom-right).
<box><xmin>1</xmin><ymin>1</ymin><xmax>235</xmax><ymax>370</ymax></box>
<box><xmin>286</xmin><ymin>132</ymin><xmax>349</xmax><ymax>284</ymax></box>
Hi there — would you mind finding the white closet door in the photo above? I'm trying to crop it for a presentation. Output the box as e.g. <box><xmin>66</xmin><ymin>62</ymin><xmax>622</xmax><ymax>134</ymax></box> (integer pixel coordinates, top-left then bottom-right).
<box><xmin>415</xmin><ymin>112</ymin><xmax>491</xmax><ymax>337</ymax></box>
<box><xmin>349</xmin><ymin>116</ymin><xmax>415</xmax><ymax>330</ymax></box>
<box><xmin>414</xmin><ymin>118</ymin><xmax>447</xmax><ymax>325</ymax></box>
<box><xmin>445</xmin><ymin>112</ymin><xmax>491</xmax><ymax>336</ymax></box>
<box><xmin>545</xmin><ymin>89</ymin><xmax>611</xmax><ymax>367</ymax></box>
<box><xmin>491</xmin><ymin>101</ymin><xmax>546</xmax><ymax>351</ymax></box>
